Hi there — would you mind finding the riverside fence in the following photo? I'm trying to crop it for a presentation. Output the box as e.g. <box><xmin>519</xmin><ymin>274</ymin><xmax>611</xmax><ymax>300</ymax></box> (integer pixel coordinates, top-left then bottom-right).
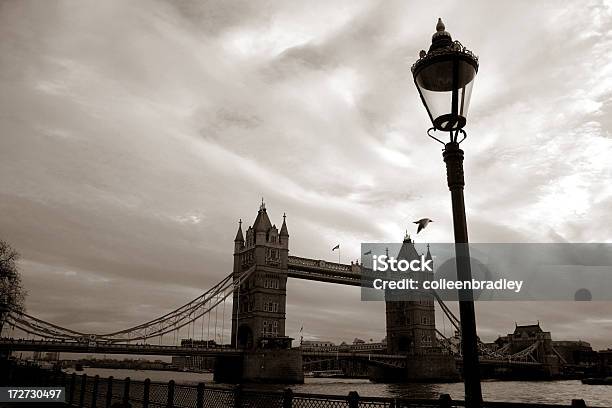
<box><xmin>1</xmin><ymin>366</ymin><xmax>598</xmax><ymax>408</ymax></box>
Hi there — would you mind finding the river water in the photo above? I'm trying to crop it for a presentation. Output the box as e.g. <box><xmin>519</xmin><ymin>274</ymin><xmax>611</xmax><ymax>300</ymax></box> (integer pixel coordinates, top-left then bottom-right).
<box><xmin>65</xmin><ymin>368</ymin><xmax>612</xmax><ymax>407</ymax></box>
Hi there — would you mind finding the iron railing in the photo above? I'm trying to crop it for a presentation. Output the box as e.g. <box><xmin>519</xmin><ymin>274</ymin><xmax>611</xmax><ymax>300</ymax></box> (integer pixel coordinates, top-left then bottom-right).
<box><xmin>1</xmin><ymin>365</ymin><xmax>597</xmax><ymax>408</ymax></box>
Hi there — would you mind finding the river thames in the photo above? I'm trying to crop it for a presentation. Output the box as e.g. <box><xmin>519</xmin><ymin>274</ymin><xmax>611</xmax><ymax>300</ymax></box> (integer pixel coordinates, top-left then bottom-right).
<box><xmin>65</xmin><ymin>368</ymin><xmax>611</xmax><ymax>406</ymax></box>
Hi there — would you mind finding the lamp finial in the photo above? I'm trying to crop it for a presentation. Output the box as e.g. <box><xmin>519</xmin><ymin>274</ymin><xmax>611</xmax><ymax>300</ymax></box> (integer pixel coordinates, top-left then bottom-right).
<box><xmin>431</xmin><ymin>18</ymin><xmax>452</xmax><ymax>43</ymax></box>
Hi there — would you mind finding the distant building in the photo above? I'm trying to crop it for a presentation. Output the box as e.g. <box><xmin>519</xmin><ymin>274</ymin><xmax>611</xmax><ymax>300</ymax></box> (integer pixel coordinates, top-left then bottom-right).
<box><xmin>506</xmin><ymin>323</ymin><xmax>552</xmax><ymax>355</ymax></box>
<box><xmin>552</xmin><ymin>341</ymin><xmax>596</xmax><ymax>365</ymax></box>
<box><xmin>31</xmin><ymin>350</ymin><xmax>59</xmax><ymax>361</ymax></box>
<box><xmin>491</xmin><ymin>322</ymin><xmax>555</xmax><ymax>361</ymax></box>
<box><xmin>171</xmin><ymin>339</ymin><xmax>219</xmax><ymax>370</ymax></box>
<box><xmin>491</xmin><ymin>322</ymin><xmax>599</xmax><ymax>371</ymax></box>
<box><xmin>598</xmin><ymin>349</ymin><xmax>612</xmax><ymax>376</ymax></box>
<box><xmin>301</xmin><ymin>340</ymin><xmax>335</xmax><ymax>349</ymax></box>
<box><xmin>348</xmin><ymin>342</ymin><xmax>386</xmax><ymax>352</ymax></box>
<box><xmin>171</xmin><ymin>355</ymin><xmax>215</xmax><ymax>371</ymax></box>
<box><xmin>180</xmin><ymin>339</ymin><xmax>217</xmax><ymax>348</ymax></box>
<box><xmin>45</xmin><ymin>352</ymin><xmax>60</xmax><ymax>361</ymax></box>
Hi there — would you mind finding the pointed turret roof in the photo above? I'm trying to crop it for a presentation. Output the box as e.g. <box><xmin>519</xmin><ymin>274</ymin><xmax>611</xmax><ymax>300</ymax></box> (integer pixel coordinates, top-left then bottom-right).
<box><xmin>280</xmin><ymin>213</ymin><xmax>289</xmax><ymax>236</ymax></box>
<box><xmin>397</xmin><ymin>233</ymin><xmax>419</xmax><ymax>261</ymax></box>
<box><xmin>234</xmin><ymin>219</ymin><xmax>244</xmax><ymax>242</ymax></box>
<box><xmin>425</xmin><ymin>244</ymin><xmax>432</xmax><ymax>261</ymax></box>
<box><xmin>253</xmin><ymin>199</ymin><xmax>272</xmax><ymax>232</ymax></box>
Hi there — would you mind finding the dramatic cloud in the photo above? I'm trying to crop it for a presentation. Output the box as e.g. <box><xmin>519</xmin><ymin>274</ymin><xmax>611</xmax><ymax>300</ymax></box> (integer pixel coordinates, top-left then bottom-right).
<box><xmin>1</xmin><ymin>0</ymin><xmax>611</xmax><ymax>349</ymax></box>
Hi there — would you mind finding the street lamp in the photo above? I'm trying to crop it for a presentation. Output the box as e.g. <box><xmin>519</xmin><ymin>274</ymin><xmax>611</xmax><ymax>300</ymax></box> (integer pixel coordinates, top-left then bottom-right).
<box><xmin>412</xmin><ymin>19</ymin><xmax>482</xmax><ymax>407</ymax></box>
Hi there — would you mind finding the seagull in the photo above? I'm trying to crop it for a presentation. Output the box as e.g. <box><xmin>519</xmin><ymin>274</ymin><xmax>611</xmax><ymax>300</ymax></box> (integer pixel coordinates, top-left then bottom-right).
<box><xmin>414</xmin><ymin>218</ymin><xmax>433</xmax><ymax>234</ymax></box>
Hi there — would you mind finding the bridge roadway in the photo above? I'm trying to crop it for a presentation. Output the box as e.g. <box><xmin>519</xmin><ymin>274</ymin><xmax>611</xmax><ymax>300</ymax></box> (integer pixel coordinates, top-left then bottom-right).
<box><xmin>0</xmin><ymin>339</ymin><xmax>403</xmax><ymax>360</ymax></box>
<box><xmin>301</xmin><ymin>350</ymin><xmax>541</xmax><ymax>368</ymax></box>
<box><xmin>0</xmin><ymin>339</ymin><xmax>542</xmax><ymax>369</ymax></box>
<box><xmin>0</xmin><ymin>339</ymin><xmax>241</xmax><ymax>357</ymax></box>
<box><xmin>0</xmin><ymin>339</ymin><xmax>407</xmax><ymax>367</ymax></box>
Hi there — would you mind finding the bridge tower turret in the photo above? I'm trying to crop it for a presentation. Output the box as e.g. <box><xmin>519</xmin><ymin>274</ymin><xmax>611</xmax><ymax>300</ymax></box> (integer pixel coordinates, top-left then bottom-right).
<box><xmin>233</xmin><ymin>219</ymin><xmax>244</xmax><ymax>270</ymax></box>
<box><xmin>231</xmin><ymin>201</ymin><xmax>290</xmax><ymax>351</ymax></box>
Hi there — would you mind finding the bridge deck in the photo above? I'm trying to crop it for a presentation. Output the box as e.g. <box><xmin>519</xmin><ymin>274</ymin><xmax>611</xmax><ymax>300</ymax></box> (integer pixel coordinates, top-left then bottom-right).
<box><xmin>0</xmin><ymin>339</ymin><xmax>543</xmax><ymax>368</ymax></box>
<box><xmin>0</xmin><ymin>339</ymin><xmax>241</xmax><ymax>357</ymax></box>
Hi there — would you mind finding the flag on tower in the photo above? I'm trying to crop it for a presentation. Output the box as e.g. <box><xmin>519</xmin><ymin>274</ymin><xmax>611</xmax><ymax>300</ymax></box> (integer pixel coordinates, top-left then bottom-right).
<box><xmin>332</xmin><ymin>244</ymin><xmax>340</xmax><ymax>251</ymax></box>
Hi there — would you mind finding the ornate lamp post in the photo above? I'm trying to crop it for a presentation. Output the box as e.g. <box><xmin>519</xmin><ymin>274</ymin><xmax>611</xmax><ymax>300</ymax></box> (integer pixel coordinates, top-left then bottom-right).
<box><xmin>412</xmin><ymin>19</ymin><xmax>482</xmax><ymax>407</ymax></box>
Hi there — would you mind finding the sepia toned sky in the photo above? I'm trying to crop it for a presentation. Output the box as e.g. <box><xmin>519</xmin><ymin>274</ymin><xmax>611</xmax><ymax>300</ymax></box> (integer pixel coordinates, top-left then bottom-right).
<box><xmin>1</xmin><ymin>0</ymin><xmax>612</xmax><ymax>349</ymax></box>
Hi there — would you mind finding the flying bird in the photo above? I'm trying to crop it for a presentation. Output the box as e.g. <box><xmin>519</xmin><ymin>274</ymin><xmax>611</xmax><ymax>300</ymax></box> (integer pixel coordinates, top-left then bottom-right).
<box><xmin>414</xmin><ymin>218</ymin><xmax>433</xmax><ymax>234</ymax></box>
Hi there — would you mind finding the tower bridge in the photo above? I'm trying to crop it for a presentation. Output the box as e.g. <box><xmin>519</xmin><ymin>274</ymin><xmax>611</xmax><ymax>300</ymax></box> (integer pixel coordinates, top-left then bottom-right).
<box><xmin>0</xmin><ymin>202</ymin><xmax>559</xmax><ymax>383</ymax></box>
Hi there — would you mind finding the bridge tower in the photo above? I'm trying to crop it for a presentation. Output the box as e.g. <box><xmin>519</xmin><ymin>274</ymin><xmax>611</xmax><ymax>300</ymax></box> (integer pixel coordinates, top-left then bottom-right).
<box><xmin>385</xmin><ymin>234</ymin><xmax>437</xmax><ymax>355</ymax></box>
<box><xmin>375</xmin><ymin>235</ymin><xmax>459</xmax><ymax>381</ymax></box>
<box><xmin>218</xmin><ymin>201</ymin><xmax>302</xmax><ymax>383</ymax></box>
<box><xmin>231</xmin><ymin>200</ymin><xmax>290</xmax><ymax>350</ymax></box>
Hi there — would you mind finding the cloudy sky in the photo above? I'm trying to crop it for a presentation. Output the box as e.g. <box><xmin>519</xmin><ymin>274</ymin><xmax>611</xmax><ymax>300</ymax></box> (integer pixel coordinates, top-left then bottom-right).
<box><xmin>1</xmin><ymin>0</ymin><xmax>612</xmax><ymax>350</ymax></box>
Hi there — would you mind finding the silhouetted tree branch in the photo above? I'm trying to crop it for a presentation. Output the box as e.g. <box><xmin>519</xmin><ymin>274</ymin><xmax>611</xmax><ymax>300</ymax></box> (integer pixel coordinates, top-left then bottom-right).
<box><xmin>0</xmin><ymin>240</ymin><xmax>26</xmax><ymax>333</ymax></box>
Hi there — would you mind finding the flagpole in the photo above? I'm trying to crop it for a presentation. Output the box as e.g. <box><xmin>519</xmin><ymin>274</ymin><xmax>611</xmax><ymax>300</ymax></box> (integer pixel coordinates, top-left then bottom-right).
<box><xmin>332</xmin><ymin>244</ymin><xmax>340</xmax><ymax>263</ymax></box>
